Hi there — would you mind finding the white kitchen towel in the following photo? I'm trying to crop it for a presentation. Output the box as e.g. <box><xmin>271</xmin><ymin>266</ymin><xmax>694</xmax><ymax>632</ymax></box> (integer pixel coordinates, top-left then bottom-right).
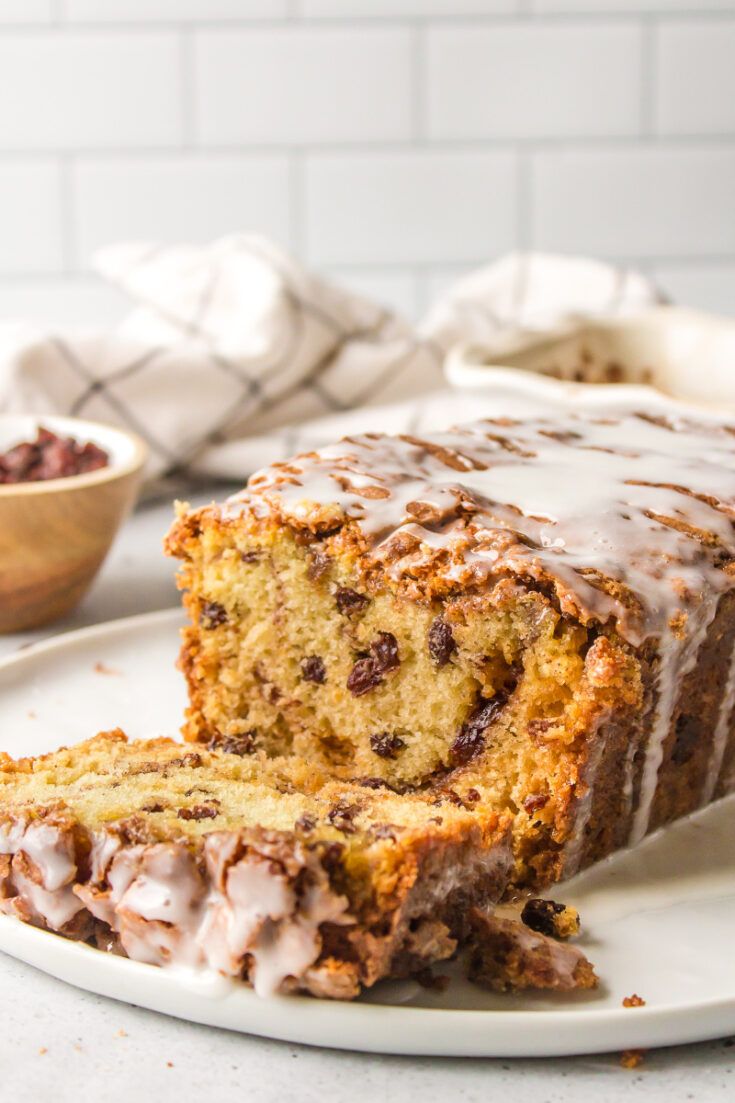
<box><xmin>0</xmin><ymin>237</ymin><xmax>663</xmax><ymax>484</ymax></box>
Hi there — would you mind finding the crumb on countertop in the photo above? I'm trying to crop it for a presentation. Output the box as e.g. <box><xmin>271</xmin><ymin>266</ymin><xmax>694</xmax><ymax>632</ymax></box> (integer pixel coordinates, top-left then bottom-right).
<box><xmin>622</xmin><ymin>993</ymin><xmax>646</xmax><ymax>1008</ymax></box>
<box><xmin>620</xmin><ymin>1049</ymin><xmax>646</xmax><ymax>1069</ymax></box>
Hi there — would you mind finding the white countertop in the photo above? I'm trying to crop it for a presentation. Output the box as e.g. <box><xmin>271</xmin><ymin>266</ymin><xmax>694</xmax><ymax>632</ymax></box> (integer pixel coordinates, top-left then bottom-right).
<box><xmin>1</xmin><ymin>490</ymin><xmax>733</xmax><ymax>1103</ymax></box>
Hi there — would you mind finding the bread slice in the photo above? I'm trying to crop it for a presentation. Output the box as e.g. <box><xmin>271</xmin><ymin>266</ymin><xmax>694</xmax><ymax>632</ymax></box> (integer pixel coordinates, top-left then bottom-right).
<box><xmin>0</xmin><ymin>731</ymin><xmax>513</xmax><ymax>999</ymax></box>
<box><xmin>166</xmin><ymin>411</ymin><xmax>735</xmax><ymax>887</ymax></box>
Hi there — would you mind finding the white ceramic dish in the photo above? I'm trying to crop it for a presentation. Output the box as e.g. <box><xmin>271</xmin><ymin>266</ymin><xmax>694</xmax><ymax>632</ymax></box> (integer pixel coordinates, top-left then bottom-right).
<box><xmin>446</xmin><ymin>304</ymin><xmax>735</xmax><ymax>414</ymax></box>
<box><xmin>0</xmin><ymin>608</ymin><xmax>733</xmax><ymax>1058</ymax></box>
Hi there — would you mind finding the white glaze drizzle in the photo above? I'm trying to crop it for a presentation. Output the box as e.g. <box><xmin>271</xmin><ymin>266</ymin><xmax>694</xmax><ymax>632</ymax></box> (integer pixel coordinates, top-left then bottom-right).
<box><xmin>0</xmin><ymin>819</ymin><xmax>83</xmax><ymax>930</ymax></box>
<box><xmin>1</xmin><ymin>820</ymin><xmax>515</xmax><ymax>997</ymax></box>
<box><xmin>701</xmin><ymin>638</ymin><xmax>735</xmax><ymax>806</ymax></box>
<box><xmin>229</xmin><ymin>410</ymin><xmax>735</xmax><ymax>647</ymax></box>
<box><xmin>629</xmin><ymin>604</ymin><xmax>715</xmax><ymax>846</ymax></box>
<box><xmin>75</xmin><ymin>836</ymin><xmax>353</xmax><ymax>997</ymax></box>
<box><xmin>561</xmin><ymin>731</ymin><xmax>608</xmax><ymax>879</ymax></box>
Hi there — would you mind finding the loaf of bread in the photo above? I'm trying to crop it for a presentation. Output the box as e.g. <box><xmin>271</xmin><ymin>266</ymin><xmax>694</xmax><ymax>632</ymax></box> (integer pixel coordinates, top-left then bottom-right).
<box><xmin>167</xmin><ymin>409</ymin><xmax>735</xmax><ymax>887</ymax></box>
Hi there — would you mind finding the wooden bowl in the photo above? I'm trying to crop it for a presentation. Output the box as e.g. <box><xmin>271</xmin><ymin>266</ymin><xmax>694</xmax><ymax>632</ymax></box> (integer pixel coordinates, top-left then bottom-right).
<box><xmin>0</xmin><ymin>416</ymin><xmax>147</xmax><ymax>633</ymax></box>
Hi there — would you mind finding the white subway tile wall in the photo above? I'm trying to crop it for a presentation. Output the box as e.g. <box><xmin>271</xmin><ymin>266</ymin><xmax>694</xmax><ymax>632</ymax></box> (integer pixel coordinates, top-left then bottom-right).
<box><xmin>0</xmin><ymin>2</ymin><xmax>732</xmax><ymax>325</ymax></box>
<box><xmin>72</xmin><ymin>156</ymin><xmax>292</xmax><ymax>261</ymax></box>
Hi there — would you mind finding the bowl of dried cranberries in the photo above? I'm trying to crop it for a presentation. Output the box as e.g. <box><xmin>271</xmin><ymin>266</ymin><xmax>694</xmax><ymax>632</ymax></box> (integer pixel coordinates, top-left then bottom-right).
<box><xmin>0</xmin><ymin>415</ymin><xmax>147</xmax><ymax>632</ymax></box>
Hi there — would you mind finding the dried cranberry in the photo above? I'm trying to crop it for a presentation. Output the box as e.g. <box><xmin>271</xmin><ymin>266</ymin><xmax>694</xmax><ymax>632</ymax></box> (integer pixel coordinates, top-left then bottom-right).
<box><xmin>201</xmin><ymin>600</ymin><xmax>227</xmax><ymax>628</ymax></box>
<box><xmin>450</xmin><ymin>691</ymin><xmax>508</xmax><ymax>767</ymax></box>
<box><xmin>370</xmin><ymin>732</ymin><xmax>406</xmax><ymax>760</ymax></box>
<box><xmin>301</xmin><ymin>655</ymin><xmax>327</xmax><ymax>684</ymax></box>
<box><xmin>0</xmin><ymin>426</ymin><xmax>108</xmax><ymax>484</ymax></box>
<box><xmin>428</xmin><ymin>617</ymin><xmax>456</xmax><ymax>666</ymax></box>
<box><xmin>335</xmin><ymin>587</ymin><xmax>369</xmax><ymax>616</ymax></box>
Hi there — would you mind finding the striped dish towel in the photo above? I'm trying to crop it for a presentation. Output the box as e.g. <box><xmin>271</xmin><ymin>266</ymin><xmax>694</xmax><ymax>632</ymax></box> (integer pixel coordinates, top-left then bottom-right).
<box><xmin>0</xmin><ymin>236</ymin><xmax>661</xmax><ymax>485</ymax></box>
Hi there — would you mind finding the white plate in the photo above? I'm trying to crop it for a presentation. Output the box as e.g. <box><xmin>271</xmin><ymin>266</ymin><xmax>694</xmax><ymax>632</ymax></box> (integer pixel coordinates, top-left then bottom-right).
<box><xmin>0</xmin><ymin>608</ymin><xmax>734</xmax><ymax>1057</ymax></box>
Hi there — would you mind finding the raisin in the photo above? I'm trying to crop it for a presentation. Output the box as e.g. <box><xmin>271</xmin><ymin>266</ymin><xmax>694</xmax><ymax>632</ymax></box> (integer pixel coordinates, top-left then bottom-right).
<box><xmin>308</xmin><ymin>550</ymin><xmax>332</xmax><ymax>581</ymax></box>
<box><xmin>240</xmin><ymin>550</ymin><xmax>260</xmax><ymax>563</ymax></box>
<box><xmin>327</xmin><ymin>801</ymin><xmax>360</xmax><ymax>835</ymax></box>
<box><xmin>335</xmin><ymin>587</ymin><xmax>369</xmax><ymax>616</ymax></box>
<box><xmin>428</xmin><ymin>617</ymin><xmax>456</xmax><ymax>666</ymax></box>
<box><xmin>357</xmin><ymin>776</ymin><xmax>389</xmax><ymax>790</ymax></box>
<box><xmin>371</xmin><ymin>824</ymin><xmax>401</xmax><ymax>841</ymax></box>
<box><xmin>141</xmin><ymin>801</ymin><xmax>166</xmax><ymax>813</ymax></box>
<box><xmin>450</xmin><ymin>691</ymin><xmax>508</xmax><ymax>767</ymax></box>
<box><xmin>370</xmin><ymin>732</ymin><xmax>406</xmax><ymax>759</ymax></box>
<box><xmin>465</xmin><ymin>788</ymin><xmax>481</xmax><ymax>803</ymax></box>
<box><xmin>347</xmin><ymin>633</ymin><xmax>400</xmax><ymax>696</ymax></box>
<box><xmin>295</xmin><ymin>814</ymin><xmax>316</xmax><ymax>832</ymax></box>
<box><xmin>319</xmin><ymin>842</ymin><xmax>345</xmax><ymax>875</ymax></box>
<box><xmin>371</xmin><ymin>631</ymin><xmax>400</xmax><ymax>672</ymax></box>
<box><xmin>201</xmin><ymin>600</ymin><xmax>227</xmax><ymax>628</ymax></box>
<box><xmin>211</xmin><ymin>731</ymin><xmax>256</xmax><ymax>756</ymax></box>
<box><xmin>177</xmin><ymin>805</ymin><xmax>218</xmax><ymax>821</ymax></box>
<box><xmin>520</xmin><ymin>897</ymin><xmax>579</xmax><ymax>940</ymax></box>
<box><xmin>301</xmin><ymin>655</ymin><xmax>326</xmax><ymax>685</ymax></box>
<box><xmin>347</xmin><ymin>656</ymin><xmax>382</xmax><ymax>697</ymax></box>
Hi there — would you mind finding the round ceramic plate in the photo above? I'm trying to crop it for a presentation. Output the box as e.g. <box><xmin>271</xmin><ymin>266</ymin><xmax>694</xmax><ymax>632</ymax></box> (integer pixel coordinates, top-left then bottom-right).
<box><xmin>0</xmin><ymin>608</ymin><xmax>734</xmax><ymax>1057</ymax></box>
